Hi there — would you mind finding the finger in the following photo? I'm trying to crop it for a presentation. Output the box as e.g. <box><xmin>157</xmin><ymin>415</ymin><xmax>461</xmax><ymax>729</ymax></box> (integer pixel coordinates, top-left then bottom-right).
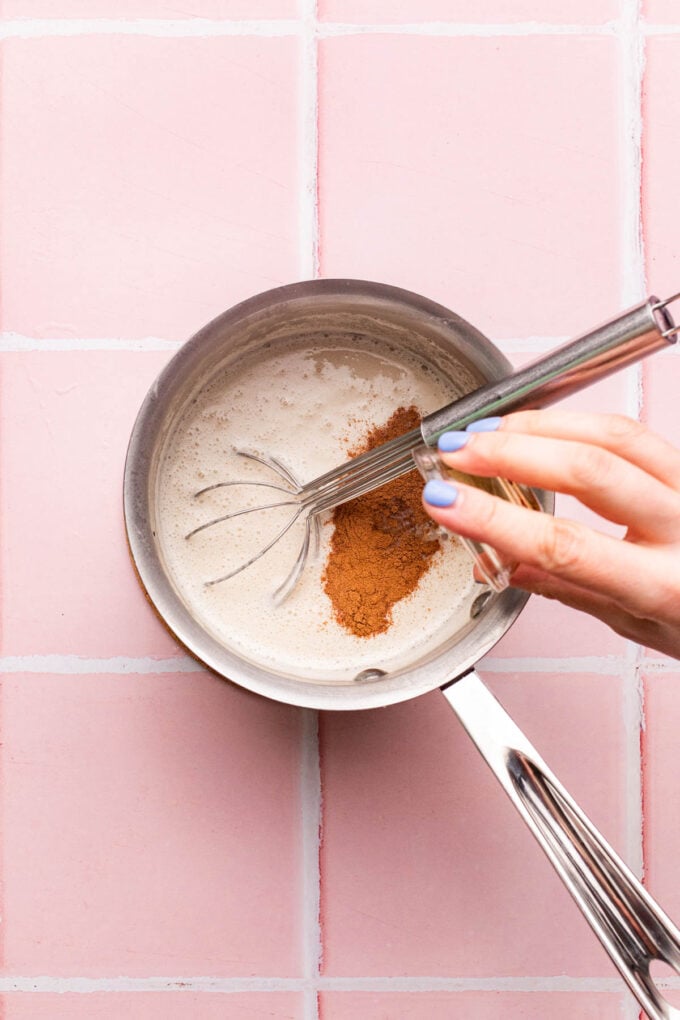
<box><xmin>422</xmin><ymin>478</ymin><xmax>672</xmax><ymax>619</ymax></box>
<box><xmin>499</xmin><ymin>410</ymin><xmax>680</xmax><ymax>493</ymax></box>
<box><xmin>438</xmin><ymin>430</ymin><xmax>680</xmax><ymax>542</ymax></box>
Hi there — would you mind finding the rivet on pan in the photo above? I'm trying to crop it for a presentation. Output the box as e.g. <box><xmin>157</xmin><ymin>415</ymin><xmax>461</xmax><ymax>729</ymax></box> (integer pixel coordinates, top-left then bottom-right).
<box><xmin>353</xmin><ymin>668</ymin><xmax>387</xmax><ymax>683</ymax></box>
<box><xmin>470</xmin><ymin>590</ymin><xmax>493</xmax><ymax>619</ymax></box>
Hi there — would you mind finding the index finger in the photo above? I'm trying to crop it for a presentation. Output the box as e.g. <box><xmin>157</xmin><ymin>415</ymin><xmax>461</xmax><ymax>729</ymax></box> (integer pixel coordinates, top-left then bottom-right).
<box><xmin>422</xmin><ymin>478</ymin><xmax>675</xmax><ymax>622</ymax></box>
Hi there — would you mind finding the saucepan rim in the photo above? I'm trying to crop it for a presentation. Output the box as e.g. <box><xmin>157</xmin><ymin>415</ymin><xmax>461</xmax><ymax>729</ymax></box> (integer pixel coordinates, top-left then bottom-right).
<box><xmin>123</xmin><ymin>279</ymin><xmax>553</xmax><ymax>710</ymax></box>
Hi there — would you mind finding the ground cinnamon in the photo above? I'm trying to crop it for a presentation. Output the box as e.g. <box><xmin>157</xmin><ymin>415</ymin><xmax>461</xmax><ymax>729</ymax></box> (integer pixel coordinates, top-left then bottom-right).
<box><xmin>322</xmin><ymin>405</ymin><xmax>441</xmax><ymax>637</ymax></box>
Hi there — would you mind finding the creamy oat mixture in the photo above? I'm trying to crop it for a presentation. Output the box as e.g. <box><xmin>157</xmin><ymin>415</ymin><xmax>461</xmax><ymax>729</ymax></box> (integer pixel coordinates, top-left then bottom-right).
<box><xmin>157</xmin><ymin>336</ymin><xmax>476</xmax><ymax>681</ymax></box>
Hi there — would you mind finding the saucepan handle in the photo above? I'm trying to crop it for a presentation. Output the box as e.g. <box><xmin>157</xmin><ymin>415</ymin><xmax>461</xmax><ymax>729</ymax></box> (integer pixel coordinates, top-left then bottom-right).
<box><xmin>442</xmin><ymin>669</ymin><xmax>680</xmax><ymax>1020</ymax></box>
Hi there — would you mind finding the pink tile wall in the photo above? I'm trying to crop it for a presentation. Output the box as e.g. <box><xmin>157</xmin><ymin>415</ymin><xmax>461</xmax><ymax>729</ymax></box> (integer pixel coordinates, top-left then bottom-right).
<box><xmin>320</xmin><ymin>674</ymin><xmax>626</xmax><ymax>977</ymax></box>
<box><xmin>318</xmin><ymin>34</ymin><xmax>621</xmax><ymax>339</ymax></box>
<box><xmin>1</xmin><ymin>671</ymin><xmax>302</xmax><ymax>974</ymax></box>
<box><xmin>0</xmin><ymin>35</ymin><xmax>300</xmax><ymax>341</ymax></box>
<box><xmin>643</xmin><ymin>37</ymin><xmax>680</xmax><ymax>299</ymax></box>
<box><xmin>643</xmin><ymin>673</ymin><xmax>680</xmax><ymax>921</ymax></box>
<box><xmin>2</xmin><ymin>994</ymin><xmax>303</xmax><ymax>1018</ymax></box>
<box><xmin>1</xmin><ymin>5</ymin><xmax>677</xmax><ymax>1020</ymax></box>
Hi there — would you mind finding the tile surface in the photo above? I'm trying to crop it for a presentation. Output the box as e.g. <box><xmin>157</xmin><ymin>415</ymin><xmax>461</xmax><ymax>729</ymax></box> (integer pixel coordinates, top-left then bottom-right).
<box><xmin>0</xmin><ymin>671</ymin><xmax>302</xmax><ymax>973</ymax></box>
<box><xmin>320</xmin><ymin>673</ymin><xmax>626</xmax><ymax>976</ymax></box>
<box><xmin>319</xmin><ymin>1</ymin><xmax>617</xmax><ymax>23</ymax></box>
<box><xmin>0</xmin><ymin>1</ymin><xmax>296</xmax><ymax>14</ymax></box>
<box><xmin>0</xmin><ymin>351</ymin><xmax>180</xmax><ymax>656</ymax></box>
<box><xmin>320</xmin><ymin>991</ymin><xmax>627</xmax><ymax>1018</ymax></box>
<box><xmin>642</xmin><ymin>672</ymin><xmax>680</xmax><ymax>920</ymax></box>
<box><xmin>1</xmin><ymin>994</ymin><xmax>303</xmax><ymax>1018</ymax></box>
<box><xmin>643</xmin><ymin>36</ymin><xmax>680</xmax><ymax>301</ymax></box>
<box><xmin>319</xmin><ymin>34</ymin><xmax>622</xmax><ymax>339</ymax></box>
<box><xmin>0</xmin><ymin>35</ymin><xmax>299</xmax><ymax>341</ymax></box>
<box><xmin>0</xmin><ymin>6</ymin><xmax>677</xmax><ymax>1018</ymax></box>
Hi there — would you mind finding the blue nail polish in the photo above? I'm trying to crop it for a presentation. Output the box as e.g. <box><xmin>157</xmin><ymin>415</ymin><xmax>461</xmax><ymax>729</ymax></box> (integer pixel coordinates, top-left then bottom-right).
<box><xmin>467</xmin><ymin>416</ymin><xmax>502</xmax><ymax>433</ymax></box>
<box><xmin>423</xmin><ymin>479</ymin><xmax>459</xmax><ymax>508</ymax></box>
<box><xmin>438</xmin><ymin>431</ymin><xmax>470</xmax><ymax>452</ymax></box>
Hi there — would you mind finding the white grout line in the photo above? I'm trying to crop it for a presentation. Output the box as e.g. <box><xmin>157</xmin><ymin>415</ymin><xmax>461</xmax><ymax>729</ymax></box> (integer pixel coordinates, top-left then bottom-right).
<box><xmin>299</xmin><ymin>0</ymin><xmax>320</xmax><ymax>281</ymax></box>
<box><xmin>301</xmin><ymin>709</ymin><xmax>322</xmax><ymax>1020</ymax></box>
<box><xmin>318</xmin><ymin>20</ymin><xmax>618</xmax><ymax>37</ymax></box>
<box><xmin>0</xmin><ymin>16</ymin><xmax>679</xmax><ymax>42</ymax></box>
<box><xmin>643</xmin><ymin>23</ymin><xmax>680</xmax><ymax>34</ymax></box>
<box><xmin>618</xmin><ymin>0</ymin><xmax>646</xmax><ymax>892</ymax></box>
<box><xmin>0</xmin><ymin>18</ymin><xmax>300</xmax><ymax>38</ymax></box>
<box><xmin>641</xmin><ymin>659</ymin><xmax>680</xmax><ymax>674</ymax></box>
<box><xmin>0</xmin><ymin>653</ymin><xmax>675</xmax><ymax>676</ymax></box>
<box><xmin>0</xmin><ymin>975</ymin><xmax>635</xmax><ymax>993</ymax></box>
<box><xmin>0</xmin><ymin>334</ymin><xmax>568</xmax><ymax>354</ymax></box>
<box><xmin>623</xmin><ymin>642</ymin><xmax>645</xmax><ymax>879</ymax></box>
<box><xmin>619</xmin><ymin>0</ymin><xmax>646</xmax><ymax>439</ymax></box>
<box><xmin>323</xmin><ymin>976</ymin><xmax>636</xmax><ymax>992</ymax></box>
<box><xmin>0</xmin><ymin>333</ymin><xmax>181</xmax><ymax>352</ymax></box>
<box><xmin>0</xmin><ymin>655</ymin><xmax>200</xmax><ymax>675</ymax></box>
<box><xmin>0</xmin><ymin>978</ymin><xmax>304</xmax><ymax>993</ymax></box>
<box><xmin>0</xmin><ymin>19</ymin><xmax>625</xmax><ymax>39</ymax></box>
<box><xmin>2</xmin><ymin>332</ymin><xmax>678</xmax><ymax>355</ymax></box>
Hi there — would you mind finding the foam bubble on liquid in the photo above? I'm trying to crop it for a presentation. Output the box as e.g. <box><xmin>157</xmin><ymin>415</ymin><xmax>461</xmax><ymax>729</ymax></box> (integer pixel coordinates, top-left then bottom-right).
<box><xmin>157</xmin><ymin>336</ymin><xmax>477</xmax><ymax>682</ymax></box>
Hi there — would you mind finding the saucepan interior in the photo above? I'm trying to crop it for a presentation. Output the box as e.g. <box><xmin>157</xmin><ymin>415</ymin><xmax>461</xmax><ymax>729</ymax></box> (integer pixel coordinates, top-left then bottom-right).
<box><xmin>124</xmin><ymin>280</ymin><xmax>552</xmax><ymax>711</ymax></box>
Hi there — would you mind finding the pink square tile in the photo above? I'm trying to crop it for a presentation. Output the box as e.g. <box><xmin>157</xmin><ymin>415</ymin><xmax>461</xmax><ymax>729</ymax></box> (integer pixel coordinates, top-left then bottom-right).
<box><xmin>319</xmin><ymin>35</ymin><xmax>621</xmax><ymax>339</ymax></box>
<box><xmin>642</xmin><ymin>672</ymin><xmax>680</xmax><ymax>919</ymax></box>
<box><xmin>0</xmin><ymin>1</ymin><xmax>295</xmax><ymax>14</ymax></box>
<box><xmin>489</xmin><ymin>590</ymin><xmax>627</xmax><ymax>659</ymax></box>
<box><xmin>0</xmin><ymin>351</ymin><xmax>184</xmax><ymax>657</ymax></box>
<box><xmin>1</xmin><ymin>670</ymin><xmax>302</xmax><ymax>974</ymax></box>
<box><xmin>320</xmin><ymin>672</ymin><xmax>626</xmax><ymax>976</ymax></box>
<box><xmin>1</xmin><ymin>36</ymin><xmax>299</xmax><ymax>341</ymax></box>
<box><xmin>320</xmin><ymin>992</ymin><xmax>627</xmax><ymax>1019</ymax></box>
<box><xmin>642</xmin><ymin>355</ymin><xmax>680</xmax><ymax>449</ymax></box>
<box><xmin>644</xmin><ymin>1</ymin><xmax>680</xmax><ymax>21</ymax></box>
<box><xmin>320</xmin><ymin>0</ymin><xmax>617</xmax><ymax>23</ymax></box>
<box><xmin>643</xmin><ymin>37</ymin><xmax>680</xmax><ymax>301</ymax></box>
<box><xmin>2</xmin><ymin>994</ymin><xmax>302</xmax><ymax>1020</ymax></box>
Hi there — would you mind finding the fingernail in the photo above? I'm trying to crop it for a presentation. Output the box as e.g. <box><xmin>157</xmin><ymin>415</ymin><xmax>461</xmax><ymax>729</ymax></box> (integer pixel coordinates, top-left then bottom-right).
<box><xmin>438</xmin><ymin>431</ymin><xmax>470</xmax><ymax>453</ymax></box>
<box><xmin>467</xmin><ymin>416</ymin><xmax>502</xmax><ymax>433</ymax></box>
<box><xmin>423</xmin><ymin>479</ymin><xmax>459</xmax><ymax>508</ymax></box>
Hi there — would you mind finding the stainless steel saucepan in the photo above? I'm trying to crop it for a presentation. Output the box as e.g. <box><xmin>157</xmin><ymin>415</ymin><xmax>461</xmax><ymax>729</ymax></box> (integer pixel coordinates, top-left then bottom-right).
<box><xmin>124</xmin><ymin>280</ymin><xmax>680</xmax><ymax>1019</ymax></box>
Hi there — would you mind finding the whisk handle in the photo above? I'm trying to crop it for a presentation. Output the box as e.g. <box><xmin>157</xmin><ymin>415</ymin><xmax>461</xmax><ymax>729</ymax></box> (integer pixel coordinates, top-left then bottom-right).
<box><xmin>421</xmin><ymin>294</ymin><xmax>678</xmax><ymax>444</ymax></box>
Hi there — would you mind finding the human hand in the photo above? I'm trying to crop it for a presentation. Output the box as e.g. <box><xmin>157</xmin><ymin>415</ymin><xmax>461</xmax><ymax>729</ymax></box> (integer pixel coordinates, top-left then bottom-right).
<box><xmin>421</xmin><ymin>411</ymin><xmax>680</xmax><ymax>659</ymax></box>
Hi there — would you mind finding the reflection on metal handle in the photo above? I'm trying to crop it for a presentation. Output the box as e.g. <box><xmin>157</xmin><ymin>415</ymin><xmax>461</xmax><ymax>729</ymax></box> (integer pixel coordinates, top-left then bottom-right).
<box><xmin>422</xmin><ymin>293</ymin><xmax>679</xmax><ymax>444</ymax></box>
<box><xmin>442</xmin><ymin>670</ymin><xmax>680</xmax><ymax>1020</ymax></box>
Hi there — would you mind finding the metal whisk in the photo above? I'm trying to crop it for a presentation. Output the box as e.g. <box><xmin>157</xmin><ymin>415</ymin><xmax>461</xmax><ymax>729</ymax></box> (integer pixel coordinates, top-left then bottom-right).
<box><xmin>186</xmin><ymin>293</ymin><xmax>679</xmax><ymax>603</ymax></box>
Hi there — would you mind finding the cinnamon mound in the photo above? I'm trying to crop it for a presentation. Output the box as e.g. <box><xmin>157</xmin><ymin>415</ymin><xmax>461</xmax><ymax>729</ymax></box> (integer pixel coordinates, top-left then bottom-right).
<box><xmin>322</xmin><ymin>406</ymin><xmax>440</xmax><ymax>637</ymax></box>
